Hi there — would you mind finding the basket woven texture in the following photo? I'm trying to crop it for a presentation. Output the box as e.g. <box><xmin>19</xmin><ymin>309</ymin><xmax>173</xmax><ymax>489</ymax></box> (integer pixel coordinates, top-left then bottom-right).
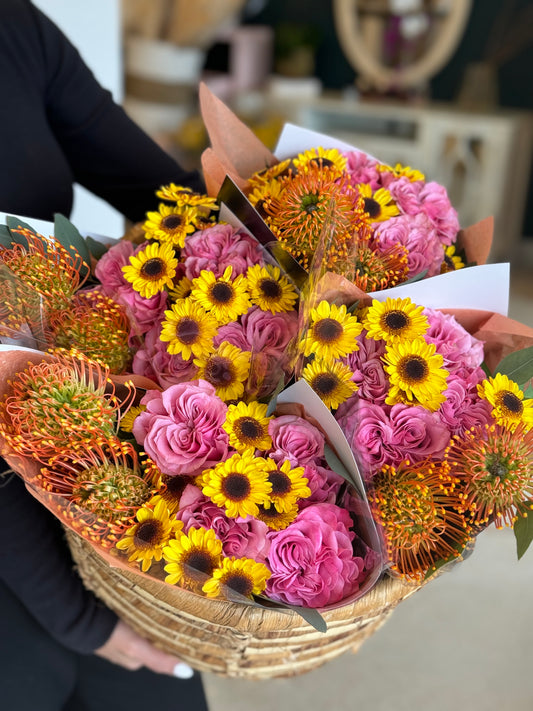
<box><xmin>66</xmin><ymin>530</ymin><xmax>420</xmax><ymax>679</ymax></box>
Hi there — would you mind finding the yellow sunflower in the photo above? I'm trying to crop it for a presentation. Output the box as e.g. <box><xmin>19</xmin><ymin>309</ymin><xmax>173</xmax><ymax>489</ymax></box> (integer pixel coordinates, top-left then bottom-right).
<box><xmin>477</xmin><ymin>373</ymin><xmax>533</xmax><ymax>432</ymax></box>
<box><xmin>363</xmin><ymin>297</ymin><xmax>429</xmax><ymax>343</ymax></box>
<box><xmin>440</xmin><ymin>245</ymin><xmax>465</xmax><ymax>274</ymax></box>
<box><xmin>357</xmin><ymin>183</ymin><xmax>400</xmax><ymax>222</ymax></box>
<box><xmin>201</xmin><ymin>451</ymin><xmax>272</xmax><ymax>518</ymax></box>
<box><xmin>264</xmin><ymin>459</ymin><xmax>311</xmax><ymax>513</ymax></box>
<box><xmin>190</xmin><ymin>266</ymin><xmax>251</xmax><ymax>324</ymax></box>
<box><xmin>160</xmin><ymin>298</ymin><xmax>218</xmax><ymax>359</ymax></box>
<box><xmin>116</xmin><ymin>499</ymin><xmax>183</xmax><ymax>572</ymax></box>
<box><xmin>223</xmin><ymin>401</ymin><xmax>273</xmax><ymax>452</ymax></box>
<box><xmin>168</xmin><ymin>275</ymin><xmax>193</xmax><ymax>301</ymax></box>
<box><xmin>302</xmin><ymin>357</ymin><xmax>358</xmax><ymax>409</ymax></box>
<box><xmin>149</xmin><ymin>474</ymin><xmax>188</xmax><ymax>515</ymax></box>
<box><xmin>194</xmin><ymin>341</ymin><xmax>251</xmax><ymax>401</ymax></box>
<box><xmin>202</xmin><ymin>556</ymin><xmax>271</xmax><ymax>599</ymax></box>
<box><xmin>156</xmin><ymin>184</ymin><xmax>219</xmax><ymax>213</ymax></box>
<box><xmin>122</xmin><ymin>241</ymin><xmax>178</xmax><ymax>298</ymax></box>
<box><xmin>248</xmin><ymin>158</ymin><xmax>293</xmax><ymax>188</ymax></box>
<box><xmin>143</xmin><ymin>203</ymin><xmax>197</xmax><ymax>247</ymax></box>
<box><xmin>247</xmin><ymin>177</ymin><xmax>285</xmax><ymax>219</ymax></box>
<box><xmin>301</xmin><ymin>300</ymin><xmax>363</xmax><ymax>360</ymax></box>
<box><xmin>377</xmin><ymin>163</ymin><xmax>425</xmax><ymax>182</ymax></box>
<box><xmin>255</xmin><ymin>501</ymin><xmax>299</xmax><ymax>530</ymax></box>
<box><xmin>384</xmin><ymin>338</ymin><xmax>449</xmax><ymax>412</ymax></box>
<box><xmin>246</xmin><ymin>264</ymin><xmax>298</xmax><ymax>313</ymax></box>
<box><xmin>163</xmin><ymin>527</ymin><xmax>223</xmax><ymax>592</ymax></box>
<box><xmin>292</xmin><ymin>147</ymin><xmax>347</xmax><ymax>176</ymax></box>
<box><xmin>119</xmin><ymin>404</ymin><xmax>146</xmax><ymax>433</ymax></box>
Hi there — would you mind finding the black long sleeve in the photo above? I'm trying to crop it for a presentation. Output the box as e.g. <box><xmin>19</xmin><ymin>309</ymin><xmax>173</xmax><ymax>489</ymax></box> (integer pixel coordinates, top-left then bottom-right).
<box><xmin>0</xmin><ymin>0</ymin><xmax>203</xmax><ymax>224</ymax></box>
<box><xmin>0</xmin><ymin>0</ymin><xmax>204</xmax><ymax>653</ymax></box>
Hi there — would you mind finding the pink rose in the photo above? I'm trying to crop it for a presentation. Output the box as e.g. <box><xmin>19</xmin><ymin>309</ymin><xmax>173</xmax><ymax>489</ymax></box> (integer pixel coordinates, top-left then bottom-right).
<box><xmin>182</xmin><ymin>224</ymin><xmax>264</xmax><ymax>279</ymax></box>
<box><xmin>387</xmin><ymin>176</ymin><xmax>423</xmax><ymax>215</ymax></box>
<box><xmin>338</xmin><ymin>400</ymin><xmax>450</xmax><ymax>477</ymax></box>
<box><xmin>213</xmin><ymin>322</ymin><xmax>249</xmax><ymax>351</ymax></box>
<box><xmin>343</xmin><ymin>150</ymin><xmax>381</xmax><ymax>188</ymax></box>
<box><xmin>418</xmin><ymin>182</ymin><xmax>459</xmax><ymax>246</ymax></box>
<box><xmin>133</xmin><ymin>380</ymin><xmax>229</xmax><ymax>476</ymax></box>
<box><xmin>115</xmin><ymin>284</ymin><xmax>168</xmax><ymax>342</ymax></box>
<box><xmin>240</xmin><ymin>307</ymin><xmax>298</xmax><ymax>358</ymax></box>
<box><xmin>132</xmin><ymin>324</ymin><xmax>197</xmax><ymax>388</ymax></box>
<box><xmin>298</xmin><ymin>463</ymin><xmax>344</xmax><ymax>507</ymax></box>
<box><xmin>268</xmin><ymin>415</ymin><xmax>325</xmax><ymax>466</ymax></box>
<box><xmin>176</xmin><ymin>484</ymin><xmax>270</xmax><ymax>561</ymax></box>
<box><xmin>424</xmin><ymin>308</ymin><xmax>485</xmax><ymax>371</ymax></box>
<box><xmin>343</xmin><ymin>336</ymin><xmax>388</xmax><ymax>405</ymax></box>
<box><xmin>94</xmin><ymin>239</ymin><xmax>137</xmax><ymax>296</ymax></box>
<box><xmin>438</xmin><ymin>369</ymin><xmax>492</xmax><ymax>437</ymax></box>
<box><xmin>266</xmin><ymin>503</ymin><xmax>363</xmax><ymax>607</ymax></box>
<box><xmin>375</xmin><ymin>213</ymin><xmax>444</xmax><ymax>278</ymax></box>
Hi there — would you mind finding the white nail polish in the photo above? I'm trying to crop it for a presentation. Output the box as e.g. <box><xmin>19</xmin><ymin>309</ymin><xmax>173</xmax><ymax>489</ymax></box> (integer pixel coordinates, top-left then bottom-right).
<box><xmin>173</xmin><ymin>662</ymin><xmax>194</xmax><ymax>679</ymax></box>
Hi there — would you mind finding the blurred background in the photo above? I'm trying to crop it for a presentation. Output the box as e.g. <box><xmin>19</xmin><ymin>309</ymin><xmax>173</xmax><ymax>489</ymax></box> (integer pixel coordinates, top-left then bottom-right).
<box><xmin>34</xmin><ymin>2</ymin><xmax>533</xmax><ymax>707</ymax></box>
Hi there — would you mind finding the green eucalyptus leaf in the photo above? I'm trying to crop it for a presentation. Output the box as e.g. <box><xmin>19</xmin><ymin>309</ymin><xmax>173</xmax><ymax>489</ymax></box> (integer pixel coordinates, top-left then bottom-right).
<box><xmin>85</xmin><ymin>235</ymin><xmax>109</xmax><ymax>261</ymax></box>
<box><xmin>347</xmin><ymin>299</ymin><xmax>360</xmax><ymax>314</ymax></box>
<box><xmin>424</xmin><ymin>538</ymin><xmax>473</xmax><ymax>580</ymax></box>
<box><xmin>5</xmin><ymin>215</ymin><xmax>36</xmax><ymax>249</ymax></box>
<box><xmin>324</xmin><ymin>444</ymin><xmax>357</xmax><ymax>488</ymax></box>
<box><xmin>285</xmin><ymin>605</ymin><xmax>328</xmax><ymax>633</ymax></box>
<box><xmin>514</xmin><ymin>502</ymin><xmax>533</xmax><ymax>560</ymax></box>
<box><xmin>494</xmin><ymin>346</ymin><xmax>533</xmax><ymax>389</ymax></box>
<box><xmin>523</xmin><ymin>385</ymin><xmax>533</xmax><ymax>399</ymax></box>
<box><xmin>480</xmin><ymin>360</ymin><xmax>492</xmax><ymax>378</ymax></box>
<box><xmin>53</xmin><ymin>213</ymin><xmax>91</xmax><ymax>275</ymax></box>
<box><xmin>397</xmin><ymin>269</ymin><xmax>428</xmax><ymax>287</ymax></box>
<box><xmin>0</xmin><ymin>225</ymin><xmax>13</xmax><ymax>248</ymax></box>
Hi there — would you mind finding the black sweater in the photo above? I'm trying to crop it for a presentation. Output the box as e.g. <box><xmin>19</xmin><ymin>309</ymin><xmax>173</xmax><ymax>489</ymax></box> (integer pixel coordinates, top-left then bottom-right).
<box><xmin>0</xmin><ymin>0</ymin><xmax>203</xmax><ymax>653</ymax></box>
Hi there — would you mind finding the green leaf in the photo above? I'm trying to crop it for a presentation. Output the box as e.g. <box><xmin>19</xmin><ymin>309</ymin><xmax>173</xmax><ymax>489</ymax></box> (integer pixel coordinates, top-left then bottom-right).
<box><xmin>0</xmin><ymin>225</ymin><xmax>13</xmax><ymax>248</ymax></box>
<box><xmin>514</xmin><ymin>502</ymin><xmax>533</xmax><ymax>560</ymax></box>
<box><xmin>324</xmin><ymin>443</ymin><xmax>358</xmax><ymax>488</ymax></box>
<box><xmin>424</xmin><ymin>538</ymin><xmax>473</xmax><ymax>580</ymax></box>
<box><xmin>5</xmin><ymin>215</ymin><xmax>36</xmax><ymax>249</ymax></box>
<box><xmin>85</xmin><ymin>235</ymin><xmax>109</xmax><ymax>261</ymax></box>
<box><xmin>494</xmin><ymin>346</ymin><xmax>533</xmax><ymax>389</ymax></box>
<box><xmin>285</xmin><ymin>605</ymin><xmax>328</xmax><ymax>633</ymax></box>
<box><xmin>523</xmin><ymin>385</ymin><xmax>533</xmax><ymax>399</ymax></box>
<box><xmin>347</xmin><ymin>300</ymin><xmax>360</xmax><ymax>314</ymax></box>
<box><xmin>53</xmin><ymin>213</ymin><xmax>91</xmax><ymax>276</ymax></box>
<box><xmin>480</xmin><ymin>360</ymin><xmax>492</xmax><ymax>378</ymax></box>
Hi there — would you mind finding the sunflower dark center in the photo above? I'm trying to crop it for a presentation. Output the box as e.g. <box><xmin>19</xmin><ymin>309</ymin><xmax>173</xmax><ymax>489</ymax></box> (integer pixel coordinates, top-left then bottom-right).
<box><xmin>184</xmin><ymin>550</ymin><xmax>215</xmax><ymax>578</ymax></box>
<box><xmin>210</xmin><ymin>282</ymin><xmax>233</xmax><ymax>304</ymax></box>
<box><xmin>164</xmin><ymin>475</ymin><xmax>186</xmax><ymax>499</ymax></box>
<box><xmin>442</xmin><ymin>255</ymin><xmax>455</xmax><ymax>272</ymax></box>
<box><xmin>384</xmin><ymin>310</ymin><xmax>409</xmax><ymax>331</ymax></box>
<box><xmin>222</xmin><ymin>473</ymin><xmax>251</xmax><ymax>501</ymax></box>
<box><xmin>161</xmin><ymin>215</ymin><xmax>183</xmax><ymax>230</ymax></box>
<box><xmin>176</xmin><ymin>317</ymin><xmax>200</xmax><ymax>344</ymax></box>
<box><xmin>237</xmin><ymin>417</ymin><xmax>263</xmax><ymax>441</ymax></box>
<box><xmin>133</xmin><ymin>519</ymin><xmax>162</xmax><ymax>548</ymax></box>
<box><xmin>257</xmin><ymin>504</ymin><xmax>280</xmax><ymax>519</ymax></box>
<box><xmin>313</xmin><ymin>372</ymin><xmax>338</xmax><ymax>396</ymax></box>
<box><xmin>259</xmin><ymin>278</ymin><xmax>282</xmax><ymax>299</ymax></box>
<box><xmin>301</xmin><ymin>194</ymin><xmax>319</xmax><ymax>214</ymax></box>
<box><xmin>315</xmin><ymin>317</ymin><xmax>343</xmax><ymax>342</ymax></box>
<box><xmin>224</xmin><ymin>573</ymin><xmax>253</xmax><ymax>597</ymax></box>
<box><xmin>400</xmin><ymin>356</ymin><xmax>428</xmax><ymax>382</ymax></box>
<box><xmin>140</xmin><ymin>258</ymin><xmax>165</xmax><ymax>279</ymax></box>
<box><xmin>501</xmin><ymin>391</ymin><xmax>523</xmax><ymax>414</ymax></box>
<box><xmin>269</xmin><ymin>471</ymin><xmax>292</xmax><ymax>495</ymax></box>
<box><xmin>363</xmin><ymin>197</ymin><xmax>381</xmax><ymax>219</ymax></box>
<box><xmin>206</xmin><ymin>356</ymin><xmax>234</xmax><ymax>385</ymax></box>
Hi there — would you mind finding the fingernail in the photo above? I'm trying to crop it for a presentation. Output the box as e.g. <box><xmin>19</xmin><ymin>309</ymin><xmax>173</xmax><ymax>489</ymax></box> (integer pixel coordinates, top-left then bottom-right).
<box><xmin>173</xmin><ymin>662</ymin><xmax>194</xmax><ymax>679</ymax></box>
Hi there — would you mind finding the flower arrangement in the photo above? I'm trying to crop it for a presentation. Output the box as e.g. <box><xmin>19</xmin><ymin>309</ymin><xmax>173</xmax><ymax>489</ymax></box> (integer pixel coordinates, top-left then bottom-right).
<box><xmin>295</xmin><ymin>291</ymin><xmax>533</xmax><ymax>582</ymax></box>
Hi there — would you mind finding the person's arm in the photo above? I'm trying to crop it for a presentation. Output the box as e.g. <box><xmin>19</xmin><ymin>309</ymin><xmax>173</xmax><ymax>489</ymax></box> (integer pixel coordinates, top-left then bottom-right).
<box><xmin>30</xmin><ymin>1</ymin><xmax>204</xmax><ymax>223</ymax></box>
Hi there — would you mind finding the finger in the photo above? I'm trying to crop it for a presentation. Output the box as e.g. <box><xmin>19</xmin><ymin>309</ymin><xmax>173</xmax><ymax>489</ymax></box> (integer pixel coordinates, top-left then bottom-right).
<box><xmin>132</xmin><ymin>637</ymin><xmax>193</xmax><ymax>677</ymax></box>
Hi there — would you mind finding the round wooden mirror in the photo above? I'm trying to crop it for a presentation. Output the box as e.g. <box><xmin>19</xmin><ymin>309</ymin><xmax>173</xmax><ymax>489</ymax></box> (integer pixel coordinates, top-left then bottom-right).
<box><xmin>333</xmin><ymin>0</ymin><xmax>472</xmax><ymax>92</ymax></box>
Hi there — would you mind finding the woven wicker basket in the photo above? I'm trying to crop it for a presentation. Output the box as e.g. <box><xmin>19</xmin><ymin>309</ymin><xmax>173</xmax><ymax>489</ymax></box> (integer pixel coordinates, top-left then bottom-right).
<box><xmin>66</xmin><ymin>530</ymin><xmax>420</xmax><ymax>680</ymax></box>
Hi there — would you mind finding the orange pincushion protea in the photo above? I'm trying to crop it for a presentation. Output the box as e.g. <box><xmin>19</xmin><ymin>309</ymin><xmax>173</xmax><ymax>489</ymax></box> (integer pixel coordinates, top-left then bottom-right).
<box><xmin>49</xmin><ymin>290</ymin><xmax>132</xmax><ymax>374</ymax></box>
<box><xmin>0</xmin><ymin>229</ymin><xmax>88</xmax><ymax>312</ymax></box>
<box><xmin>263</xmin><ymin>165</ymin><xmax>370</xmax><ymax>271</ymax></box>
<box><xmin>446</xmin><ymin>423</ymin><xmax>533</xmax><ymax>529</ymax></box>
<box><xmin>349</xmin><ymin>239</ymin><xmax>409</xmax><ymax>292</ymax></box>
<box><xmin>38</xmin><ymin>439</ymin><xmax>151</xmax><ymax>546</ymax></box>
<box><xmin>0</xmin><ymin>349</ymin><xmax>130</xmax><ymax>462</ymax></box>
<box><xmin>368</xmin><ymin>459</ymin><xmax>471</xmax><ymax>582</ymax></box>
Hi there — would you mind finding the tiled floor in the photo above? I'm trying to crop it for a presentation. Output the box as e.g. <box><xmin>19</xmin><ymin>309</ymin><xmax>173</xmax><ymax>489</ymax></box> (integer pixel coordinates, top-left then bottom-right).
<box><xmin>203</xmin><ymin>250</ymin><xmax>533</xmax><ymax>711</ymax></box>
